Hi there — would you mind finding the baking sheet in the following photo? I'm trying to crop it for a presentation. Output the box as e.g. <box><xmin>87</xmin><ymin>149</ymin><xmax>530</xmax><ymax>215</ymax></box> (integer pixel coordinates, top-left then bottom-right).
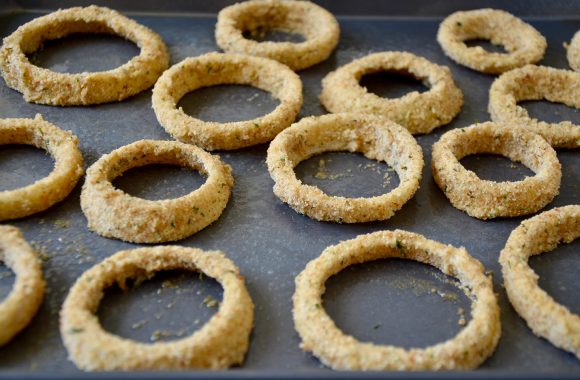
<box><xmin>0</xmin><ymin>1</ymin><xmax>578</xmax><ymax>377</ymax></box>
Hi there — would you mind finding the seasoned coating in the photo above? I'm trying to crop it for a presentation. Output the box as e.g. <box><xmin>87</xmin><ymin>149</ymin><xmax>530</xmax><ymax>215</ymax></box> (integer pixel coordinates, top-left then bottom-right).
<box><xmin>0</xmin><ymin>115</ymin><xmax>83</xmax><ymax>221</ymax></box>
<box><xmin>80</xmin><ymin>140</ymin><xmax>233</xmax><ymax>243</ymax></box>
<box><xmin>500</xmin><ymin>205</ymin><xmax>580</xmax><ymax>358</ymax></box>
<box><xmin>215</xmin><ymin>0</ymin><xmax>339</xmax><ymax>71</ymax></box>
<box><xmin>489</xmin><ymin>65</ymin><xmax>580</xmax><ymax>148</ymax></box>
<box><xmin>437</xmin><ymin>9</ymin><xmax>546</xmax><ymax>74</ymax></box>
<box><xmin>431</xmin><ymin>122</ymin><xmax>561</xmax><ymax>219</ymax></box>
<box><xmin>267</xmin><ymin>113</ymin><xmax>423</xmax><ymax>223</ymax></box>
<box><xmin>320</xmin><ymin>52</ymin><xmax>463</xmax><ymax>134</ymax></box>
<box><xmin>0</xmin><ymin>6</ymin><xmax>169</xmax><ymax>105</ymax></box>
<box><xmin>567</xmin><ymin>31</ymin><xmax>580</xmax><ymax>71</ymax></box>
<box><xmin>0</xmin><ymin>225</ymin><xmax>45</xmax><ymax>346</ymax></box>
<box><xmin>293</xmin><ymin>230</ymin><xmax>501</xmax><ymax>370</ymax></box>
<box><xmin>152</xmin><ymin>53</ymin><xmax>302</xmax><ymax>151</ymax></box>
<box><xmin>60</xmin><ymin>246</ymin><xmax>254</xmax><ymax>371</ymax></box>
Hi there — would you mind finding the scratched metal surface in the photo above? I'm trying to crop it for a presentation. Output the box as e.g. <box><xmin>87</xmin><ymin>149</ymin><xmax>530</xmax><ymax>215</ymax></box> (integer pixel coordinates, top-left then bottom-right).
<box><xmin>0</xmin><ymin>2</ymin><xmax>578</xmax><ymax>378</ymax></box>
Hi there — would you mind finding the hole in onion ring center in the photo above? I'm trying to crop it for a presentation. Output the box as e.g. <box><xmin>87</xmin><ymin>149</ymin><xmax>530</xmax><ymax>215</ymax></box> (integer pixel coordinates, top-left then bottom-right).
<box><xmin>294</xmin><ymin>152</ymin><xmax>400</xmax><ymax>198</ymax></box>
<box><xmin>27</xmin><ymin>33</ymin><xmax>139</xmax><ymax>74</ymax></box>
<box><xmin>464</xmin><ymin>39</ymin><xmax>508</xmax><ymax>54</ymax></box>
<box><xmin>98</xmin><ymin>270</ymin><xmax>223</xmax><ymax>343</ymax></box>
<box><xmin>359</xmin><ymin>71</ymin><xmax>428</xmax><ymax>99</ymax></box>
<box><xmin>460</xmin><ymin>154</ymin><xmax>533</xmax><ymax>182</ymax></box>
<box><xmin>0</xmin><ymin>145</ymin><xmax>55</xmax><ymax>191</ymax></box>
<box><xmin>178</xmin><ymin>85</ymin><xmax>280</xmax><ymax>123</ymax></box>
<box><xmin>323</xmin><ymin>259</ymin><xmax>472</xmax><ymax>348</ymax></box>
<box><xmin>529</xmin><ymin>239</ymin><xmax>579</xmax><ymax>315</ymax></box>
<box><xmin>519</xmin><ymin>100</ymin><xmax>580</xmax><ymax>124</ymax></box>
<box><xmin>112</xmin><ymin>164</ymin><xmax>205</xmax><ymax>201</ymax></box>
<box><xmin>242</xmin><ymin>28</ymin><xmax>306</xmax><ymax>43</ymax></box>
<box><xmin>0</xmin><ymin>263</ymin><xmax>15</xmax><ymax>301</ymax></box>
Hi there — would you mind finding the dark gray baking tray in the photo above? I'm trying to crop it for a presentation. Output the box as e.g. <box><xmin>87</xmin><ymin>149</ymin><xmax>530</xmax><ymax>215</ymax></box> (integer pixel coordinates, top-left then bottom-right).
<box><xmin>0</xmin><ymin>0</ymin><xmax>578</xmax><ymax>378</ymax></box>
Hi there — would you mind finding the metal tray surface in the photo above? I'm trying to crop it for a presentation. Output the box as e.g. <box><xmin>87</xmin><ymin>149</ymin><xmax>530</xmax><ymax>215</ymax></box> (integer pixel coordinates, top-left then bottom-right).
<box><xmin>0</xmin><ymin>1</ymin><xmax>578</xmax><ymax>378</ymax></box>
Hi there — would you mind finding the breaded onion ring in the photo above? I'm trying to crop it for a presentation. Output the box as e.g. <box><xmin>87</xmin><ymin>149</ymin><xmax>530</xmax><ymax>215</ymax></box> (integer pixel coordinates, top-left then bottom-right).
<box><xmin>293</xmin><ymin>229</ymin><xmax>501</xmax><ymax>370</ymax></box>
<box><xmin>266</xmin><ymin>113</ymin><xmax>423</xmax><ymax>223</ymax></box>
<box><xmin>431</xmin><ymin>122</ymin><xmax>561</xmax><ymax>220</ymax></box>
<box><xmin>80</xmin><ymin>140</ymin><xmax>233</xmax><ymax>243</ymax></box>
<box><xmin>152</xmin><ymin>52</ymin><xmax>302</xmax><ymax>151</ymax></box>
<box><xmin>500</xmin><ymin>205</ymin><xmax>580</xmax><ymax>358</ymax></box>
<box><xmin>0</xmin><ymin>115</ymin><xmax>84</xmax><ymax>221</ymax></box>
<box><xmin>60</xmin><ymin>246</ymin><xmax>254</xmax><ymax>371</ymax></box>
<box><xmin>320</xmin><ymin>52</ymin><xmax>463</xmax><ymax>134</ymax></box>
<box><xmin>0</xmin><ymin>5</ymin><xmax>169</xmax><ymax>106</ymax></box>
<box><xmin>568</xmin><ymin>31</ymin><xmax>580</xmax><ymax>72</ymax></box>
<box><xmin>489</xmin><ymin>65</ymin><xmax>580</xmax><ymax>148</ymax></box>
<box><xmin>0</xmin><ymin>225</ymin><xmax>45</xmax><ymax>347</ymax></box>
<box><xmin>215</xmin><ymin>0</ymin><xmax>339</xmax><ymax>71</ymax></box>
<box><xmin>437</xmin><ymin>9</ymin><xmax>546</xmax><ymax>74</ymax></box>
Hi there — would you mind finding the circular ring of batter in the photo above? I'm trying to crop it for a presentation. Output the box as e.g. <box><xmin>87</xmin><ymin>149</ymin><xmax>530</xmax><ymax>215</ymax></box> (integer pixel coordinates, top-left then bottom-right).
<box><xmin>0</xmin><ymin>5</ymin><xmax>169</xmax><ymax>105</ymax></box>
<box><xmin>60</xmin><ymin>246</ymin><xmax>254</xmax><ymax>370</ymax></box>
<box><xmin>500</xmin><ymin>205</ymin><xmax>580</xmax><ymax>359</ymax></box>
<box><xmin>80</xmin><ymin>140</ymin><xmax>233</xmax><ymax>243</ymax></box>
<box><xmin>293</xmin><ymin>229</ymin><xmax>501</xmax><ymax>370</ymax></box>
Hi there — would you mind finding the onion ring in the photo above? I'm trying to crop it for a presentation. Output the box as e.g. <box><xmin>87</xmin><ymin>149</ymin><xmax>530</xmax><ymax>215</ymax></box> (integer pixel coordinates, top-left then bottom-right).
<box><xmin>266</xmin><ymin>113</ymin><xmax>423</xmax><ymax>223</ymax></box>
<box><xmin>488</xmin><ymin>65</ymin><xmax>580</xmax><ymax>148</ymax></box>
<box><xmin>567</xmin><ymin>31</ymin><xmax>580</xmax><ymax>72</ymax></box>
<box><xmin>80</xmin><ymin>140</ymin><xmax>233</xmax><ymax>243</ymax></box>
<box><xmin>500</xmin><ymin>205</ymin><xmax>580</xmax><ymax>358</ymax></box>
<box><xmin>60</xmin><ymin>246</ymin><xmax>254</xmax><ymax>370</ymax></box>
<box><xmin>0</xmin><ymin>115</ymin><xmax>84</xmax><ymax>221</ymax></box>
<box><xmin>320</xmin><ymin>52</ymin><xmax>463</xmax><ymax>134</ymax></box>
<box><xmin>0</xmin><ymin>5</ymin><xmax>169</xmax><ymax>106</ymax></box>
<box><xmin>0</xmin><ymin>225</ymin><xmax>45</xmax><ymax>347</ymax></box>
<box><xmin>293</xmin><ymin>229</ymin><xmax>501</xmax><ymax>370</ymax></box>
<box><xmin>437</xmin><ymin>9</ymin><xmax>546</xmax><ymax>74</ymax></box>
<box><xmin>215</xmin><ymin>0</ymin><xmax>339</xmax><ymax>71</ymax></box>
<box><xmin>152</xmin><ymin>52</ymin><xmax>302</xmax><ymax>151</ymax></box>
<box><xmin>431</xmin><ymin>122</ymin><xmax>561</xmax><ymax>220</ymax></box>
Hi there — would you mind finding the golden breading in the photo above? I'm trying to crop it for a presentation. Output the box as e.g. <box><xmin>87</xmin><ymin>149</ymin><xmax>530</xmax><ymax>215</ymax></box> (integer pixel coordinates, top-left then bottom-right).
<box><xmin>500</xmin><ymin>205</ymin><xmax>580</xmax><ymax>359</ymax></box>
<box><xmin>431</xmin><ymin>122</ymin><xmax>561</xmax><ymax>220</ymax></box>
<box><xmin>152</xmin><ymin>53</ymin><xmax>302</xmax><ymax>151</ymax></box>
<box><xmin>437</xmin><ymin>9</ymin><xmax>546</xmax><ymax>74</ymax></box>
<box><xmin>0</xmin><ymin>6</ymin><xmax>169</xmax><ymax>105</ymax></box>
<box><xmin>567</xmin><ymin>30</ymin><xmax>580</xmax><ymax>72</ymax></box>
<box><xmin>60</xmin><ymin>246</ymin><xmax>254</xmax><ymax>370</ymax></box>
<box><xmin>215</xmin><ymin>0</ymin><xmax>339</xmax><ymax>71</ymax></box>
<box><xmin>80</xmin><ymin>140</ymin><xmax>233</xmax><ymax>243</ymax></box>
<box><xmin>320</xmin><ymin>52</ymin><xmax>463</xmax><ymax>134</ymax></box>
<box><xmin>489</xmin><ymin>65</ymin><xmax>580</xmax><ymax>148</ymax></box>
<box><xmin>267</xmin><ymin>113</ymin><xmax>423</xmax><ymax>223</ymax></box>
<box><xmin>0</xmin><ymin>225</ymin><xmax>45</xmax><ymax>346</ymax></box>
<box><xmin>293</xmin><ymin>230</ymin><xmax>501</xmax><ymax>370</ymax></box>
<box><xmin>0</xmin><ymin>115</ymin><xmax>83</xmax><ymax>221</ymax></box>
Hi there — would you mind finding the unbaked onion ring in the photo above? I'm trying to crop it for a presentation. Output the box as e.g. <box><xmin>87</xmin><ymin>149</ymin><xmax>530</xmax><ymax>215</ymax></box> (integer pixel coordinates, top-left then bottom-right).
<box><xmin>152</xmin><ymin>52</ymin><xmax>302</xmax><ymax>151</ymax></box>
<box><xmin>0</xmin><ymin>5</ymin><xmax>169</xmax><ymax>106</ymax></box>
<box><xmin>500</xmin><ymin>205</ymin><xmax>579</xmax><ymax>358</ymax></box>
<box><xmin>437</xmin><ymin>9</ymin><xmax>546</xmax><ymax>74</ymax></box>
<box><xmin>320</xmin><ymin>51</ymin><xmax>463</xmax><ymax>134</ymax></box>
<box><xmin>60</xmin><ymin>246</ymin><xmax>254</xmax><ymax>370</ymax></box>
<box><xmin>0</xmin><ymin>115</ymin><xmax>84</xmax><ymax>221</ymax></box>
<box><xmin>293</xmin><ymin>229</ymin><xmax>501</xmax><ymax>370</ymax></box>
<box><xmin>266</xmin><ymin>113</ymin><xmax>423</xmax><ymax>223</ymax></box>
<box><xmin>431</xmin><ymin>122</ymin><xmax>561</xmax><ymax>219</ymax></box>
<box><xmin>488</xmin><ymin>65</ymin><xmax>580</xmax><ymax>148</ymax></box>
<box><xmin>0</xmin><ymin>225</ymin><xmax>45</xmax><ymax>347</ymax></box>
<box><xmin>80</xmin><ymin>140</ymin><xmax>233</xmax><ymax>243</ymax></box>
<box><xmin>567</xmin><ymin>30</ymin><xmax>580</xmax><ymax>72</ymax></box>
<box><xmin>215</xmin><ymin>0</ymin><xmax>339</xmax><ymax>71</ymax></box>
